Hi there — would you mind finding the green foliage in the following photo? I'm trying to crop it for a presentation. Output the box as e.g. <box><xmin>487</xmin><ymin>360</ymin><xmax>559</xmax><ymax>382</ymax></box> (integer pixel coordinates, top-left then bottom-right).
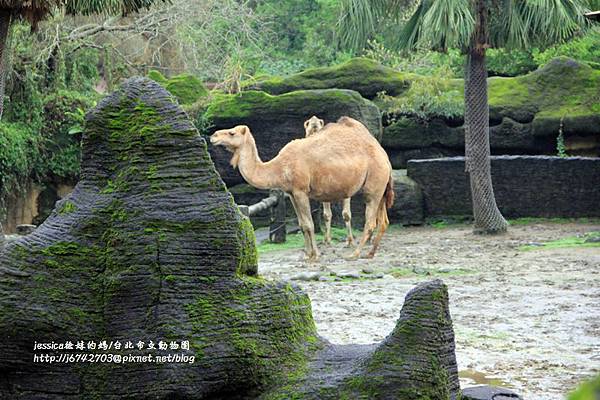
<box><xmin>376</xmin><ymin>66</ymin><xmax>463</xmax><ymax>121</ymax></box>
<box><xmin>486</xmin><ymin>48</ymin><xmax>538</xmax><ymax>77</ymax></box>
<box><xmin>0</xmin><ymin>123</ymin><xmax>42</xmax><ymax>215</ymax></box>
<box><xmin>533</xmin><ymin>29</ymin><xmax>600</xmax><ymax>69</ymax></box>
<box><xmin>556</xmin><ymin>117</ymin><xmax>568</xmax><ymax>157</ymax></box>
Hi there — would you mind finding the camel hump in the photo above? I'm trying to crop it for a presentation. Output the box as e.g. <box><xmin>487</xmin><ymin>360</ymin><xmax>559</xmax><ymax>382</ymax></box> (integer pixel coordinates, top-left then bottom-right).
<box><xmin>336</xmin><ymin>116</ymin><xmax>361</xmax><ymax>127</ymax></box>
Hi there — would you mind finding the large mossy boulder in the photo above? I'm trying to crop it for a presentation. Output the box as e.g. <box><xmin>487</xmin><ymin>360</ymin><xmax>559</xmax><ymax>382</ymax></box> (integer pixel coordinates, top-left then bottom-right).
<box><xmin>205</xmin><ymin>89</ymin><xmax>382</xmax><ymax>186</ymax></box>
<box><xmin>250</xmin><ymin>58</ymin><xmax>413</xmax><ymax>99</ymax></box>
<box><xmin>0</xmin><ymin>78</ymin><xmax>462</xmax><ymax>399</ymax></box>
<box><xmin>382</xmin><ymin>57</ymin><xmax>600</xmax><ymax>168</ymax></box>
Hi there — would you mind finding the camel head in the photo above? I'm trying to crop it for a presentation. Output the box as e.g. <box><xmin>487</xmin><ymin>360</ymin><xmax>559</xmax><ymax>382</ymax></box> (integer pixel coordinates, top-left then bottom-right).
<box><xmin>210</xmin><ymin>125</ymin><xmax>251</xmax><ymax>168</ymax></box>
<box><xmin>304</xmin><ymin>116</ymin><xmax>324</xmax><ymax>137</ymax></box>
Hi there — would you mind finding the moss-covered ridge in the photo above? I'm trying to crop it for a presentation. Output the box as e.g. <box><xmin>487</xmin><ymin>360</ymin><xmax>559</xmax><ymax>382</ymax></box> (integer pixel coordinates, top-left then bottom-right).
<box><xmin>250</xmin><ymin>58</ymin><xmax>415</xmax><ymax>99</ymax></box>
<box><xmin>147</xmin><ymin>69</ymin><xmax>208</xmax><ymax>105</ymax></box>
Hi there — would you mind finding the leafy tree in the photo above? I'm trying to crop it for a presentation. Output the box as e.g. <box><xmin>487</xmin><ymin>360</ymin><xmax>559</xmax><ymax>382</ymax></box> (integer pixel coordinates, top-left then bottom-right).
<box><xmin>339</xmin><ymin>0</ymin><xmax>592</xmax><ymax>234</ymax></box>
<box><xmin>0</xmin><ymin>0</ymin><xmax>162</xmax><ymax>119</ymax></box>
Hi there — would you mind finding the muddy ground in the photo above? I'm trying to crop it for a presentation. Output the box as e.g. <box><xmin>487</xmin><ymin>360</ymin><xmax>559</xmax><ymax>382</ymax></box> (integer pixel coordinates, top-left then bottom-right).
<box><xmin>258</xmin><ymin>221</ymin><xmax>600</xmax><ymax>400</ymax></box>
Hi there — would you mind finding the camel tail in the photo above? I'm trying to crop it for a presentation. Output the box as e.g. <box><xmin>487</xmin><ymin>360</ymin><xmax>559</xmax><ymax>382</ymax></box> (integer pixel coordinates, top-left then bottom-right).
<box><xmin>385</xmin><ymin>174</ymin><xmax>395</xmax><ymax>209</ymax></box>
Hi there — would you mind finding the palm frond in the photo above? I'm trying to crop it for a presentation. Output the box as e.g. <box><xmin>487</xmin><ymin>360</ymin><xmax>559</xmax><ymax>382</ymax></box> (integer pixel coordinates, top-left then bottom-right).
<box><xmin>64</xmin><ymin>0</ymin><xmax>165</xmax><ymax>16</ymax></box>
<box><xmin>508</xmin><ymin>0</ymin><xmax>591</xmax><ymax>48</ymax></box>
<box><xmin>398</xmin><ymin>0</ymin><xmax>473</xmax><ymax>51</ymax></box>
<box><xmin>337</xmin><ymin>0</ymin><xmax>416</xmax><ymax>50</ymax></box>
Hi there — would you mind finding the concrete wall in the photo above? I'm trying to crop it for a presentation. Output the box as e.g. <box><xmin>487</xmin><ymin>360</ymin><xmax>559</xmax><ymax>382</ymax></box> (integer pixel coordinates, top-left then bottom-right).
<box><xmin>407</xmin><ymin>156</ymin><xmax>600</xmax><ymax>218</ymax></box>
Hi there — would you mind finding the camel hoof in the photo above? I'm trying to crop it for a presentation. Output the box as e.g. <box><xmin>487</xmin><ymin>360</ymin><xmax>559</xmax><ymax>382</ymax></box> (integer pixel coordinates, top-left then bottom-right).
<box><xmin>344</xmin><ymin>252</ymin><xmax>359</xmax><ymax>261</ymax></box>
<box><xmin>362</xmin><ymin>252</ymin><xmax>375</xmax><ymax>259</ymax></box>
<box><xmin>345</xmin><ymin>239</ymin><xmax>355</xmax><ymax>248</ymax></box>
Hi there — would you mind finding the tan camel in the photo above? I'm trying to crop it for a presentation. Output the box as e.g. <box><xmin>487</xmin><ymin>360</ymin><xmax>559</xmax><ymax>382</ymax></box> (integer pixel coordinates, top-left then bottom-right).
<box><xmin>304</xmin><ymin>116</ymin><xmax>354</xmax><ymax>247</ymax></box>
<box><xmin>210</xmin><ymin>117</ymin><xmax>394</xmax><ymax>262</ymax></box>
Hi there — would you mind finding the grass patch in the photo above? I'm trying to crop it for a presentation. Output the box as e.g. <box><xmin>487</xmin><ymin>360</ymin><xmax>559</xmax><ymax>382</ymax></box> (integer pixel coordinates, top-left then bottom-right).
<box><xmin>388</xmin><ymin>266</ymin><xmax>475</xmax><ymax>278</ymax></box>
<box><xmin>520</xmin><ymin>231</ymin><xmax>600</xmax><ymax>251</ymax></box>
<box><xmin>257</xmin><ymin>227</ymin><xmax>361</xmax><ymax>254</ymax></box>
<box><xmin>425</xmin><ymin>216</ymin><xmax>472</xmax><ymax>229</ymax></box>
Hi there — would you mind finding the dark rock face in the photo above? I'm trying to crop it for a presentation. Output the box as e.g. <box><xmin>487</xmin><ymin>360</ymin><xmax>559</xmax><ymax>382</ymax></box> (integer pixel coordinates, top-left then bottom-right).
<box><xmin>0</xmin><ymin>78</ymin><xmax>461</xmax><ymax>400</ymax></box>
<box><xmin>382</xmin><ymin>116</ymin><xmax>558</xmax><ymax>169</ymax></box>
<box><xmin>205</xmin><ymin>89</ymin><xmax>382</xmax><ymax>186</ymax></box>
<box><xmin>407</xmin><ymin>156</ymin><xmax>600</xmax><ymax>218</ymax></box>
<box><xmin>461</xmin><ymin>385</ymin><xmax>523</xmax><ymax>400</ymax></box>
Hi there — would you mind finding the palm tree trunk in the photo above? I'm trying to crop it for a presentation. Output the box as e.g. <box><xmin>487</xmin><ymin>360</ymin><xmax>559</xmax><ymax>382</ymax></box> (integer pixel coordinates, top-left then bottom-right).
<box><xmin>464</xmin><ymin>47</ymin><xmax>508</xmax><ymax>234</ymax></box>
<box><xmin>0</xmin><ymin>9</ymin><xmax>11</xmax><ymax>120</ymax></box>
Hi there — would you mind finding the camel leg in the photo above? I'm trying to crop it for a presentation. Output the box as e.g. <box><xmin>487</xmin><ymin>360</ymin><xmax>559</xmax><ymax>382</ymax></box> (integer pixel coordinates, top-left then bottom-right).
<box><xmin>291</xmin><ymin>192</ymin><xmax>319</xmax><ymax>262</ymax></box>
<box><xmin>366</xmin><ymin>198</ymin><xmax>389</xmax><ymax>258</ymax></box>
<box><xmin>350</xmin><ymin>197</ymin><xmax>378</xmax><ymax>260</ymax></box>
<box><xmin>322</xmin><ymin>202</ymin><xmax>332</xmax><ymax>245</ymax></box>
<box><xmin>342</xmin><ymin>198</ymin><xmax>354</xmax><ymax>246</ymax></box>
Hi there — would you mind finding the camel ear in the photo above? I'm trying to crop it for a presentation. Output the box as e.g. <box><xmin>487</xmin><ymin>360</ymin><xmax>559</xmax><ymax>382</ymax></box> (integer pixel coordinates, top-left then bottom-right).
<box><xmin>318</xmin><ymin>118</ymin><xmax>324</xmax><ymax>128</ymax></box>
<box><xmin>238</xmin><ymin>125</ymin><xmax>249</xmax><ymax>135</ymax></box>
<box><xmin>304</xmin><ymin>120</ymin><xmax>310</xmax><ymax>129</ymax></box>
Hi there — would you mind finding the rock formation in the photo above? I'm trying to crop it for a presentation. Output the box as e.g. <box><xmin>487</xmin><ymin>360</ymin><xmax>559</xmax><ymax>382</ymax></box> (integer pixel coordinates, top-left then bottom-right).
<box><xmin>0</xmin><ymin>78</ymin><xmax>460</xmax><ymax>399</ymax></box>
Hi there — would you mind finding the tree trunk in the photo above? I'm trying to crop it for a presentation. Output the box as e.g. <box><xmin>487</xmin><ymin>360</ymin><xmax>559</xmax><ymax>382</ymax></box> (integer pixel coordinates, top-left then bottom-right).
<box><xmin>0</xmin><ymin>10</ymin><xmax>11</xmax><ymax>120</ymax></box>
<box><xmin>463</xmin><ymin>0</ymin><xmax>508</xmax><ymax>234</ymax></box>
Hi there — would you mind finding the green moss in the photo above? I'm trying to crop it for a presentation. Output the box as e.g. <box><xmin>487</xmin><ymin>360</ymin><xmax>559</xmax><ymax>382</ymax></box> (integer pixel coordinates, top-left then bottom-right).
<box><xmin>519</xmin><ymin>231</ymin><xmax>600</xmax><ymax>251</ymax></box>
<box><xmin>206</xmin><ymin>89</ymin><xmax>370</xmax><ymax>122</ymax></box>
<box><xmin>147</xmin><ymin>70</ymin><xmax>208</xmax><ymax>105</ymax></box>
<box><xmin>252</xmin><ymin>58</ymin><xmax>414</xmax><ymax>98</ymax></box>
<box><xmin>147</xmin><ymin>70</ymin><xmax>168</xmax><ymax>85</ymax></box>
<box><xmin>185</xmin><ymin>275</ymin><xmax>319</xmax><ymax>391</ymax></box>
<box><xmin>58</xmin><ymin>201</ymin><xmax>77</xmax><ymax>214</ymax></box>
<box><xmin>237</xmin><ymin>216</ymin><xmax>258</xmax><ymax>276</ymax></box>
<box><xmin>568</xmin><ymin>374</ymin><xmax>600</xmax><ymax>400</ymax></box>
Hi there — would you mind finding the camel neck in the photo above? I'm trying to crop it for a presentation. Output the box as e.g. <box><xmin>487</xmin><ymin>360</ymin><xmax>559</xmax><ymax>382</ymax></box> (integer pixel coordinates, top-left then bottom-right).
<box><xmin>237</xmin><ymin>134</ymin><xmax>278</xmax><ymax>190</ymax></box>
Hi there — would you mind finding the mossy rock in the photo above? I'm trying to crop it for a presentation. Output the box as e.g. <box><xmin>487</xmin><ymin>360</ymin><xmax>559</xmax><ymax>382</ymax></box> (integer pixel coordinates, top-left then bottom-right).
<box><xmin>380</xmin><ymin>57</ymin><xmax>600</xmax><ymax>167</ymax></box>
<box><xmin>250</xmin><ymin>58</ymin><xmax>414</xmax><ymax>99</ymax></box>
<box><xmin>147</xmin><ymin>70</ymin><xmax>208</xmax><ymax>105</ymax></box>
<box><xmin>204</xmin><ymin>89</ymin><xmax>382</xmax><ymax>186</ymax></box>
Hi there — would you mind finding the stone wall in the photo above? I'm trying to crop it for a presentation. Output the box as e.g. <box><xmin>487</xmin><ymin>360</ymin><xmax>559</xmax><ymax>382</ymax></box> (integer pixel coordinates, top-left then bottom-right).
<box><xmin>407</xmin><ymin>156</ymin><xmax>600</xmax><ymax>218</ymax></box>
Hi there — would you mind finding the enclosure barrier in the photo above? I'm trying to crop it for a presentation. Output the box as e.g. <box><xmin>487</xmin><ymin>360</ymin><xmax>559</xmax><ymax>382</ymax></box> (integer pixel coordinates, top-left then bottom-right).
<box><xmin>407</xmin><ymin>155</ymin><xmax>600</xmax><ymax>218</ymax></box>
<box><xmin>238</xmin><ymin>189</ymin><xmax>287</xmax><ymax>243</ymax></box>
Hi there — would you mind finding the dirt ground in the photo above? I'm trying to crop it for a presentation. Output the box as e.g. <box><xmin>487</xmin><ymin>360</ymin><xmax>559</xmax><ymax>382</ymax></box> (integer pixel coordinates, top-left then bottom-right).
<box><xmin>258</xmin><ymin>221</ymin><xmax>600</xmax><ymax>400</ymax></box>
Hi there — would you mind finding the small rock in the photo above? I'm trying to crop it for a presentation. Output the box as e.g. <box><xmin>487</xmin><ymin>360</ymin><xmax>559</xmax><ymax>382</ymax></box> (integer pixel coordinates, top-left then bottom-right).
<box><xmin>290</xmin><ymin>272</ymin><xmax>321</xmax><ymax>281</ymax></box>
<box><xmin>374</xmin><ymin>272</ymin><xmax>385</xmax><ymax>279</ymax></box>
<box><xmin>337</xmin><ymin>271</ymin><xmax>361</xmax><ymax>279</ymax></box>
<box><xmin>584</xmin><ymin>234</ymin><xmax>600</xmax><ymax>243</ymax></box>
<box><xmin>438</xmin><ymin>267</ymin><xmax>453</xmax><ymax>274</ymax></box>
<box><xmin>362</xmin><ymin>267</ymin><xmax>374</xmax><ymax>274</ymax></box>
<box><xmin>461</xmin><ymin>385</ymin><xmax>523</xmax><ymax>400</ymax></box>
<box><xmin>16</xmin><ymin>224</ymin><xmax>36</xmax><ymax>236</ymax></box>
<box><xmin>412</xmin><ymin>266</ymin><xmax>428</xmax><ymax>275</ymax></box>
<box><xmin>318</xmin><ymin>276</ymin><xmax>329</xmax><ymax>282</ymax></box>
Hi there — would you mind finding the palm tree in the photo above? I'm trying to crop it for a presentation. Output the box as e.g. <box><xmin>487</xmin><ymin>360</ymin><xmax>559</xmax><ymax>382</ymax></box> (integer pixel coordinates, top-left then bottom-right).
<box><xmin>339</xmin><ymin>0</ymin><xmax>591</xmax><ymax>234</ymax></box>
<box><xmin>0</xmin><ymin>0</ymin><xmax>162</xmax><ymax>119</ymax></box>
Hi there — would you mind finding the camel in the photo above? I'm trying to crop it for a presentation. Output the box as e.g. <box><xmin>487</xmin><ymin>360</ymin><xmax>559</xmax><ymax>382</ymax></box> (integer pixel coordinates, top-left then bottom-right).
<box><xmin>210</xmin><ymin>116</ymin><xmax>394</xmax><ymax>262</ymax></box>
<box><xmin>304</xmin><ymin>116</ymin><xmax>354</xmax><ymax>247</ymax></box>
